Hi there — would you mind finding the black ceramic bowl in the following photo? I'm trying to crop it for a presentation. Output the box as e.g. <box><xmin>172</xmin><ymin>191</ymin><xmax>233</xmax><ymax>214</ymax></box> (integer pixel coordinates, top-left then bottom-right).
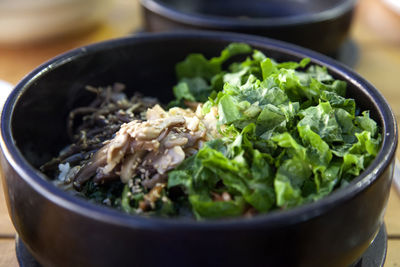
<box><xmin>140</xmin><ymin>0</ymin><xmax>357</xmax><ymax>55</ymax></box>
<box><xmin>0</xmin><ymin>31</ymin><xmax>397</xmax><ymax>267</ymax></box>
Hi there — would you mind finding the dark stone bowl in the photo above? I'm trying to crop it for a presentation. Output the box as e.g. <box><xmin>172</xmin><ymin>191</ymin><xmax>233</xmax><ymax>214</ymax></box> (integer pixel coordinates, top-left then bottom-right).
<box><xmin>140</xmin><ymin>0</ymin><xmax>357</xmax><ymax>55</ymax></box>
<box><xmin>0</xmin><ymin>31</ymin><xmax>397</xmax><ymax>267</ymax></box>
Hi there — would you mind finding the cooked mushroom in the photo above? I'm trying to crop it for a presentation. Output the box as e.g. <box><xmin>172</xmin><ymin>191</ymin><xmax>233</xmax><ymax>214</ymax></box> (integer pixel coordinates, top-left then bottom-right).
<box><xmin>72</xmin><ymin>104</ymin><xmax>211</xmax><ymax>190</ymax></box>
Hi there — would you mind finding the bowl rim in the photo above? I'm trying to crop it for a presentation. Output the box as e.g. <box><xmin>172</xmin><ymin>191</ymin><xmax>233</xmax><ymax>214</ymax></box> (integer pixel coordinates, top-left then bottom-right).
<box><xmin>0</xmin><ymin>30</ymin><xmax>397</xmax><ymax>231</ymax></box>
<box><xmin>140</xmin><ymin>0</ymin><xmax>358</xmax><ymax>29</ymax></box>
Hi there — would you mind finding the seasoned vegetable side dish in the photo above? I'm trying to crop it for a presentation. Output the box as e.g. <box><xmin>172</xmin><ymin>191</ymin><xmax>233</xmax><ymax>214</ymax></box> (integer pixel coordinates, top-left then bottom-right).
<box><xmin>41</xmin><ymin>43</ymin><xmax>382</xmax><ymax>219</ymax></box>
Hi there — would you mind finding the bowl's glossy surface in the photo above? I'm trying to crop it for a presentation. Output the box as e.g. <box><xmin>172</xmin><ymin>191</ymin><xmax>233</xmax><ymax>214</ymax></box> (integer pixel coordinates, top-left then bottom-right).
<box><xmin>140</xmin><ymin>0</ymin><xmax>357</xmax><ymax>55</ymax></box>
<box><xmin>0</xmin><ymin>31</ymin><xmax>397</xmax><ymax>267</ymax></box>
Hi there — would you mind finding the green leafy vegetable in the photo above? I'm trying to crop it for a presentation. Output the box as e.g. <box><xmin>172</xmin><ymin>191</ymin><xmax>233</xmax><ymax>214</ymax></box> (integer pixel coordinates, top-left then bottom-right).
<box><xmin>171</xmin><ymin>43</ymin><xmax>253</xmax><ymax>106</ymax></box>
<box><xmin>167</xmin><ymin>43</ymin><xmax>381</xmax><ymax>219</ymax></box>
<box><xmin>67</xmin><ymin>43</ymin><xmax>381</xmax><ymax>220</ymax></box>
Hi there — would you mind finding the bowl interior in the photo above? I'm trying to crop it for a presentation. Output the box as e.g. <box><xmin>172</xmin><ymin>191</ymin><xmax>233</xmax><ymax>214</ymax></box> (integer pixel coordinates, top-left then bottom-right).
<box><xmin>10</xmin><ymin>34</ymin><xmax>383</xmax><ymax>174</ymax></box>
<box><xmin>154</xmin><ymin>0</ymin><xmax>350</xmax><ymax>19</ymax></box>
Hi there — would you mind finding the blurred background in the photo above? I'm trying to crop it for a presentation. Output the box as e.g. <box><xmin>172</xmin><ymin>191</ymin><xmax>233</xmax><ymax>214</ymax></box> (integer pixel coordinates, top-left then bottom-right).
<box><xmin>0</xmin><ymin>0</ymin><xmax>399</xmax><ymax>114</ymax></box>
<box><xmin>0</xmin><ymin>0</ymin><xmax>399</xmax><ymax>265</ymax></box>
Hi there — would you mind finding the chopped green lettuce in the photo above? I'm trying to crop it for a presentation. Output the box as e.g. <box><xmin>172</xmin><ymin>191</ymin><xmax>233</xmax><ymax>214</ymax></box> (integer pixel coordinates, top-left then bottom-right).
<box><xmin>166</xmin><ymin>43</ymin><xmax>382</xmax><ymax>219</ymax></box>
<box><xmin>171</xmin><ymin>43</ymin><xmax>252</xmax><ymax>106</ymax></box>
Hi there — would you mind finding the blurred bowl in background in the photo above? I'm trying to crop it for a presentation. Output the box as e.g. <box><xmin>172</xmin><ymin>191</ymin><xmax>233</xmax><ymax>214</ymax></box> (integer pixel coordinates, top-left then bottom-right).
<box><xmin>140</xmin><ymin>0</ymin><xmax>357</xmax><ymax>55</ymax></box>
<box><xmin>0</xmin><ymin>0</ymin><xmax>111</xmax><ymax>45</ymax></box>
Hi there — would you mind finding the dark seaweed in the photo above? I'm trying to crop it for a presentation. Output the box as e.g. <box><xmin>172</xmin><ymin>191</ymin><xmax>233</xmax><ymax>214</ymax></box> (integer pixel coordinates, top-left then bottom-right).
<box><xmin>40</xmin><ymin>83</ymin><xmax>159</xmax><ymax>177</ymax></box>
<box><xmin>41</xmin><ymin>83</ymin><xmax>161</xmax><ymax>210</ymax></box>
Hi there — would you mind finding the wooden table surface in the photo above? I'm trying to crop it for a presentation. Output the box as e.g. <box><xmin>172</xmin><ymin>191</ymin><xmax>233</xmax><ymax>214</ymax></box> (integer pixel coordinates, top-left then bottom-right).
<box><xmin>0</xmin><ymin>0</ymin><xmax>400</xmax><ymax>265</ymax></box>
